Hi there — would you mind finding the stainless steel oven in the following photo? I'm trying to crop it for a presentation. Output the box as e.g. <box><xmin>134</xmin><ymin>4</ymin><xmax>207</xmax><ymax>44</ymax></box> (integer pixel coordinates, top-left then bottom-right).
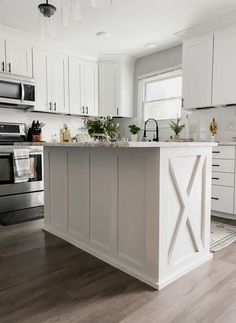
<box><xmin>0</xmin><ymin>76</ymin><xmax>35</xmax><ymax>109</ymax></box>
<box><xmin>0</xmin><ymin>123</ymin><xmax>44</xmax><ymax>213</ymax></box>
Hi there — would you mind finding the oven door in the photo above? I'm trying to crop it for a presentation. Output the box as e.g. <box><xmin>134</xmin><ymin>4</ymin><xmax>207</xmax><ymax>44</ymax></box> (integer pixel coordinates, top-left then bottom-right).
<box><xmin>29</xmin><ymin>152</ymin><xmax>43</xmax><ymax>182</ymax></box>
<box><xmin>0</xmin><ymin>153</ymin><xmax>14</xmax><ymax>184</ymax></box>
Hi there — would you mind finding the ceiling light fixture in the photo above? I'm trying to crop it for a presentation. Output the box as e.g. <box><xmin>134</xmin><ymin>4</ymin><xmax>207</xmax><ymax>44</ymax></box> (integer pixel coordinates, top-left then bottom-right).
<box><xmin>96</xmin><ymin>31</ymin><xmax>111</xmax><ymax>38</ymax></box>
<box><xmin>38</xmin><ymin>0</ymin><xmax>57</xmax><ymax>38</ymax></box>
<box><xmin>91</xmin><ymin>0</ymin><xmax>115</xmax><ymax>9</ymax></box>
<box><xmin>61</xmin><ymin>0</ymin><xmax>82</xmax><ymax>26</ymax></box>
<box><xmin>38</xmin><ymin>0</ymin><xmax>56</xmax><ymax>18</ymax></box>
<box><xmin>145</xmin><ymin>43</ymin><xmax>157</xmax><ymax>49</ymax></box>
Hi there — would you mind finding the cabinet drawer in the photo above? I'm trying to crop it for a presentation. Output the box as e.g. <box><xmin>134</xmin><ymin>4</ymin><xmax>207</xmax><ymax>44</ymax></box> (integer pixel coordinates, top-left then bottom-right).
<box><xmin>212</xmin><ymin>146</ymin><xmax>235</xmax><ymax>159</ymax></box>
<box><xmin>212</xmin><ymin>172</ymin><xmax>235</xmax><ymax>187</ymax></box>
<box><xmin>212</xmin><ymin>159</ymin><xmax>235</xmax><ymax>173</ymax></box>
<box><xmin>211</xmin><ymin>185</ymin><xmax>234</xmax><ymax>214</ymax></box>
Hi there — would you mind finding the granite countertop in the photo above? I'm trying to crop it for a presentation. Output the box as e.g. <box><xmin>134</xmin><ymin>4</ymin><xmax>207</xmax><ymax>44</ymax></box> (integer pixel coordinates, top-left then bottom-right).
<box><xmin>14</xmin><ymin>141</ymin><xmax>217</xmax><ymax>148</ymax></box>
<box><xmin>217</xmin><ymin>142</ymin><xmax>236</xmax><ymax>146</ymax></box>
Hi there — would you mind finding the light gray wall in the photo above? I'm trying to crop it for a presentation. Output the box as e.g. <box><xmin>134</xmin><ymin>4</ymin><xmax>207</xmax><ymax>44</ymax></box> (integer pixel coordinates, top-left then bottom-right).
<box><xmin>134</xmin><ymin>45</ymin><xmax>182</xmax><ymax>77</ymax></box>
<box><xmin>118</xmin><ymin>45</ymin><xmax>183</xmax><ymax>140</ymax></box>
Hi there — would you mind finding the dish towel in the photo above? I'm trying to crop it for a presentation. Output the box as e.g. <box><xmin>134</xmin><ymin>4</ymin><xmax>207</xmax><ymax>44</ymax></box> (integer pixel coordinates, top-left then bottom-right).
<box><xmin>13</xmin><ymin>149</ymin><xmax>30</xmax><ymax>183</ymax></box>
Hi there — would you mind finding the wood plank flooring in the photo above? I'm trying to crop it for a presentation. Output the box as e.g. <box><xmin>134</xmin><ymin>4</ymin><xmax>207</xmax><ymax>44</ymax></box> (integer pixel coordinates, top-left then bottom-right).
<box><xmin>1</xmin><ymin>218</ymin><xmax>236</xmax><ymax>323</ymax></box>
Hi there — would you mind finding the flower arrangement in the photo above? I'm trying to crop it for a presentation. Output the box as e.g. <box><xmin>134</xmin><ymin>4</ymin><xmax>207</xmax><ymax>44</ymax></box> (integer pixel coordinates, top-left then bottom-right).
<box><xmin>84</xmin><ymin>116</ymin><xmax>120</xmax><ymax>141</ymax></box>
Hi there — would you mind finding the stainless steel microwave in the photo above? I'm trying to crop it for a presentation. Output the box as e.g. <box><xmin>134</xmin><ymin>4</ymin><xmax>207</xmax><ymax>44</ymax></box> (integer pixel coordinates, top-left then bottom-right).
<box><xmin>0</xmin><ymin>76</ymin><xmax>35</xmax><ymax>109</ymax></box>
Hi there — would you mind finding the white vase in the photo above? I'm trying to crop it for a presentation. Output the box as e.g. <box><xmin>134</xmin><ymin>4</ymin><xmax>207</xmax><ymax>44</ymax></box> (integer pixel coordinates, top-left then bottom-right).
<box><xmin>130</xmin><ymin>134</ymin><xmax>138</xmax><ymax>142</ymax></box>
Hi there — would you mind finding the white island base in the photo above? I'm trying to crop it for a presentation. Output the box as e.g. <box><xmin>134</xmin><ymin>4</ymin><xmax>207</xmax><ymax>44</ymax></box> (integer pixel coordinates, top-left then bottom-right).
<box><xmin>42</xmin><ymin>142</ymin><xmax>215</xmax><ymax>290</ymax></box>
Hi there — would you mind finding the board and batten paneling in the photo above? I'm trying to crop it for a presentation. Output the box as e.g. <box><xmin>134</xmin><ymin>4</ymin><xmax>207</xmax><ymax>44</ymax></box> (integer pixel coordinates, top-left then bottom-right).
<box><xmin>90</xmin><ymin>151</ymin><xmax>118</xmax><ymax>252</ymax></box>
<box><xmin>68</xmin><ymin>150</ymin><xmax>90</xmax><ymax>240</ymax></box>
<box><xmin>44</xmin><ymin>146</ymin><xmax>212</xmax><ymax>289</ymax></box>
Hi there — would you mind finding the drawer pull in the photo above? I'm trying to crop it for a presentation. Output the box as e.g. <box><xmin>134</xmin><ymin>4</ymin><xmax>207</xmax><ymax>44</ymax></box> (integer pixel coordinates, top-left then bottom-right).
<box><xmin>212</xmin><ymin>177</ymin><xmax>220</xmax><ymax>180</ymax></box>
<box><xmin>212</xmin><ymin>164</ymin><xmax>220</xmax><ymax>167</ymax></box>
<box><xmin>211</xmin><ymin>197</ymin><xmax>219</xmax><ymax>201</ymax></box>
<box><xmin>213</xmin><ymin>151</ymin><xmax>220</xmax><ymax>154</ymax></box>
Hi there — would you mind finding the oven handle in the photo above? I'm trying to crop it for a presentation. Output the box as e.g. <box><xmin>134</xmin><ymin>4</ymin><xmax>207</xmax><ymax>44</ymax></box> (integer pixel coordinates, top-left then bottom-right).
<box><xmin>21</xmin><ymin>82</ymin><xmax>25</xmax><ymax>102</ymax></box>
<box><xmin>0</xmin><ymin>153</ymin><xmax>12</xmax><ymax>156</ymax></box>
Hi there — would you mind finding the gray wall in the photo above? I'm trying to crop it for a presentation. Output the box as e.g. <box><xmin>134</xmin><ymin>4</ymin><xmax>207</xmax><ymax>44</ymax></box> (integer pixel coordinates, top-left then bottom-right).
<box><xmin>118</xmin><ymin>44</ymin><xmax>183</xmax><ymax>140</ymax></box>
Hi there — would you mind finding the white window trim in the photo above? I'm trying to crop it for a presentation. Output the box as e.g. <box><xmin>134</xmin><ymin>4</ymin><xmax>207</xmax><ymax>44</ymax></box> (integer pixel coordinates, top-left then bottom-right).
<box><xmin>137</xmin><ymin>65</ymin><xmax>182</xmax><ymax>129</ymax></box>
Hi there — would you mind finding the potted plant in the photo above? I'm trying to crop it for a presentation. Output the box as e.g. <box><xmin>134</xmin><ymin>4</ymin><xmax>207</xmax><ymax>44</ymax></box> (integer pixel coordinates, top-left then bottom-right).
<box><xmin>169</xmin><ymin>118</ymin><xmax>185</xmax><ymax>140</ymax></box>
<box><xmin>128</xmin><ymin>124</ymin><xmax>141</xmax><ymax>142</ymax></box>
<box><xmin>84</xmin><ymin>116</ymin><xmax>119</xmax><ymax>141</ymax></box>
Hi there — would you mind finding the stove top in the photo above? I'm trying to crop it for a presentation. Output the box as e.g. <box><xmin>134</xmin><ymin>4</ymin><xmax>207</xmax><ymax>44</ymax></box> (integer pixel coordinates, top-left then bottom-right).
<box><xmin>0</xmin><ymin>122</ymin><xmax>26</xmax><ymax>145</ymax></box>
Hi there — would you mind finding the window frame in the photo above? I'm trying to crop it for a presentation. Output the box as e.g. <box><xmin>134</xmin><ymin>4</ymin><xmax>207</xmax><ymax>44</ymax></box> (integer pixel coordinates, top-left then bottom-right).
<box><xmin>138</xmin><ymin>66</ymin><xmax>182</xmax><ymax>126</ymax></box>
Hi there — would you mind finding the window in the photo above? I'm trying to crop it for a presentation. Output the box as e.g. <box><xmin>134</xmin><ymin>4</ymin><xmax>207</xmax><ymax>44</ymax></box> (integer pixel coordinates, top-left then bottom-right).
<box><xmin>140</xmin><ymin>69</ymin><xmax>182</xmax><ymax>121</ymax></box>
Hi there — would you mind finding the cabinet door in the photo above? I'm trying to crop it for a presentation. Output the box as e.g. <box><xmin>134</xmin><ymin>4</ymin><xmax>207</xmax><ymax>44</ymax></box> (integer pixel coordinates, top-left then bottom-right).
<box><xmin>99</xmin><ymin>62</ymin><xmax>120</xmax><ymax>116</ymax></box>
<box><xmin>50</xmin><ymin>53</ymin><xmax>69</xmax><ymax>114</ymax></box>
<box><xmin>6</xmin><ymin>40</ymin><xmax>32</xmax><ymax>77</ymax></box>
<box><xmin>213</xmin><ymin>25</ymin><xmax>236</xmax><ymax>105</ymax></box>
<box><xmin>182</xmin><ymin>33</ymin><xmax>213</xmax><ymax>109</ymax></box>
<box><xmin>33</xmin><ymin>48</ymin><xmax>51</xmax><ymax>112</ymax></box>
<box><xmin>0</xmin><ymin>38</ymin><xmax>5</xmax><ymax>73</ymax></box>
<box><xmin>83</xmin><ymin>61</ymin><xmax>98</xmax><ymax>116</ymax></box>
<box><xmin>69</xmin><ymin>57</ymin><xmax>83</xmax><ymax>115</ymax></box>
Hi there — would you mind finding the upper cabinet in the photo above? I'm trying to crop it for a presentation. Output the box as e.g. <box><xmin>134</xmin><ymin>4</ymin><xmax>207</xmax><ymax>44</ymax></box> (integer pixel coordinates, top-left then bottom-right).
<box><xmin>69</xmin><ymin>57</ymin><xmax>98</xmax><ymax>116</ymax></box>
<box><xmin>182</xmin><ymin>23</ymin><xmax>236</xmax><ymax>109</ymax></box>
<box><xmin>0</xmin><ymin>38</ymin><xmax>32</xmax><ymax>78</ymax></box>
<box><xmin>98</xmin><ymin>55</ymin><xmax>134</xmax><ymax>117</ymax></box>
<box><xmin>213</xmin><ymin>25</ymin><xmax>236</xmax><ymax>106</ymax></box>
<box><xmin>33</xmin><ymin>48</ymin><xmax>69</xmax><ymax>114</ymax></box>
<box><xmin>182</xmin><ymin>33</ymin><xmax>213</xmax><ymax>109</ymax></box>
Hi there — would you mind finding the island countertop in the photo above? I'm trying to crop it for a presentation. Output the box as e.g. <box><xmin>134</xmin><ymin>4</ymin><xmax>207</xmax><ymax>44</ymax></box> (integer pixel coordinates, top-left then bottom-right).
<box><xmin>15</xmin><ymin>141</ymin><xmax>217</xmax><ymax>148</ymax></box>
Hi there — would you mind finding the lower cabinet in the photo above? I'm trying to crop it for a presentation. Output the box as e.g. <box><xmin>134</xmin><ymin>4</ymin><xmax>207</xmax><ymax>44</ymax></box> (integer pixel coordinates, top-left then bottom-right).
<box><xmin>211</xmin><ymin>185</ymin><xmax>234</xmax><ymax>214</ymax></box>
<box><xmin>211</xmin><ymin>145</ymin><xmax>236</xmax><ymax>216</ymax></box>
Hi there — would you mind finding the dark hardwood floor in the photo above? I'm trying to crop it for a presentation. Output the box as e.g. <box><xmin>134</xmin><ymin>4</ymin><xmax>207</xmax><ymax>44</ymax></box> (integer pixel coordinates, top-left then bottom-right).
<box><xmin>1</xmin><ymin>219</ymin><xmax>236</xmax><ymax>323</ymax></box>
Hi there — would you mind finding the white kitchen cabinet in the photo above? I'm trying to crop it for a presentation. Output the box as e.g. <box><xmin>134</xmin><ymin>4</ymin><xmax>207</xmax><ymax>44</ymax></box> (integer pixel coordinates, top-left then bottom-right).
<box><xmin>211</xmin><ymin>145</ymin><xmax>236</xmax><ymax>217</ymax></box>
<box><xmin>5</xmin><ymin>40</ymin><xmax>32</xmax><ymax>78</ymax></box>
<box><xmin>83</xmin><ymin>61</ymin><xmax>98</xmax><ymax>116</ymax></box>
<box><xmin>33</xmin><ymin>48</ymin><xmax>69</xmax><ymax>114</ymax></box>
<box><xmin>182</xmin><ymin>33</ymin><xmax>214</xmax><ymax>109</ymax></box>
<box><xmin>0</xmin><ymin>38</ymin><xmax>32</xmax><ymax>78</ymax></box>
<box><xmin>0</xmin><ymin>38</ymin><xmax>5</xmax><ymax>73</ymax></box>
<box><xmin>98</xmin><ymin>55</ymin><xmax>134</xmax><ymax>117</ymax></box>
<box><xmin>213</xmin><ymin>25</ymin><xmax>236</xmax><ymax>106</ymax></box>
<box><xmin>69</xmin><ymin>57</ymin><xmax>98</xmax><ymax>116</ymax></box>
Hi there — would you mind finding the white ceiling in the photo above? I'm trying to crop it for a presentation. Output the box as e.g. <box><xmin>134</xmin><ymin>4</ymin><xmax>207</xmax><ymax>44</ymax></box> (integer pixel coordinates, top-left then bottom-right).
<box><xmin>0</xmin><ymin>0</ymin><xmax>235</xmax><ymax>58</ymax></box>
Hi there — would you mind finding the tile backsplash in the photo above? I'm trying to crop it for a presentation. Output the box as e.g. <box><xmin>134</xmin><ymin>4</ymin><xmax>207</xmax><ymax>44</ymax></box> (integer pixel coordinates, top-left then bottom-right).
<box><xmin>0</xmin><ymin>108</ymin><xmax>84</xmax><ymax>142</ymax></box>
<box><xmin>188</xmin><ymin>106</ymin><xmax>236</xmax><ymax>142</ymax></box>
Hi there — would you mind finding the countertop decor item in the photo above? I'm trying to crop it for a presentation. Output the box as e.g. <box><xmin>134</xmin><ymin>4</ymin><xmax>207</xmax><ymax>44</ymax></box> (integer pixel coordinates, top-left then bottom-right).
<box><xmin>27</xmin><ymin>121</ymin><xmax>45</xmax><ymax>142</ymax></box>
<box><xmin>60</xmin><ymin>123</ymin><xmax>72</xmax><ymax>143</ymax></box>
<box><xmin>169</xmin><ymin>118</ymin><xmax>185</xmax><ymax>140</ymax></box>
<box><xmin>209</xmin><ymin>118</ymin><xmax>218</xmax><ymax>141</ymax></box>
<box><xmin>84</xmin><ymin>116</ymin><xmax>119</xmax><ymax>141</ymax></box>
<box><xmin>128</xmin><ymin>124</ymin><xmax>141</xmax><ymax>142</ymax></box>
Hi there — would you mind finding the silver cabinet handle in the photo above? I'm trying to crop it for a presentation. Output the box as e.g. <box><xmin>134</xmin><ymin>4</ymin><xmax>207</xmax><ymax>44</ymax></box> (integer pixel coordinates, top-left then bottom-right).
<box><xmin>117</xmin><ymin>107</ymin><xmax>119</xmax><ymax>115</ymax></box>
<box><xmin>49</xmin><ymin>102</ymin><xmax>52</xmax><ymax>111</ymax></box>
<box><xmin>212</xmin><ymin>177</ymin><xmax>220</xmax><ymax>180</ymax></box>
<box><xmin>81</xmin><ymin>106</ymin><xmax>85</xmax><ymax>114</ymax></box>
<box><xmin>21</xmin><ymin>83</ymin><xmax>25</xmax><ymax>102</ymax></box>
<box><xmin>182</xmin><ymin>98</ymin><xmax>184</xmax><ymax>108</ymax></box>
<box><xmin>212</xmin><ymin>164</ymin><xmax>220</xmax><ymax>167</ymax></box>
<box><xmin>2</xmin><ymin>61</ymin><xmax>4</xmax><ymax>72</ymax></box>
<box><xmin>86</xmin><ymin>106</ymin><xmax>88</xmax><ymax>114</ymax></box>
<box><xmin>211</xmin><ymin>197</ymin><xmax>219</xmax><ymax>201</ymax></box>
<box><xmin>8</xmin><ymin>63</ymin><xmax>11</xmax><ymax>73</ymax></box>
<box><xmin>213</xmin><ymin>151</ymin><xmax>220</xmax><ymax>154</ymax></box>
<box><xmin>54</xmin><ymin>102</ymin><xmax>57</xmax><ymax>111</ymax></box>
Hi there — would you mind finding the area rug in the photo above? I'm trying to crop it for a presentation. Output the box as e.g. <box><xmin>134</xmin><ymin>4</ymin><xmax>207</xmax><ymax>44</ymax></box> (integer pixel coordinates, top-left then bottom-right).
<box><xmin>211</xmin><ymin>221</ymin><xmax>236</xmax><ymax>252</ymax></box>
<box><xmin>0</xmin><ymin>206</ymin><xmax>44</xmax><ymax>226</ymax></box>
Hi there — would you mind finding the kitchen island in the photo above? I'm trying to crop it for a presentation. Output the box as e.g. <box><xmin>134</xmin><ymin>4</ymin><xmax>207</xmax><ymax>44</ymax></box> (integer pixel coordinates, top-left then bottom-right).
<box><xmin>23</xmin><ymin>141</ymin><xmax>216</xmax><ymax>289</ymax></box>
